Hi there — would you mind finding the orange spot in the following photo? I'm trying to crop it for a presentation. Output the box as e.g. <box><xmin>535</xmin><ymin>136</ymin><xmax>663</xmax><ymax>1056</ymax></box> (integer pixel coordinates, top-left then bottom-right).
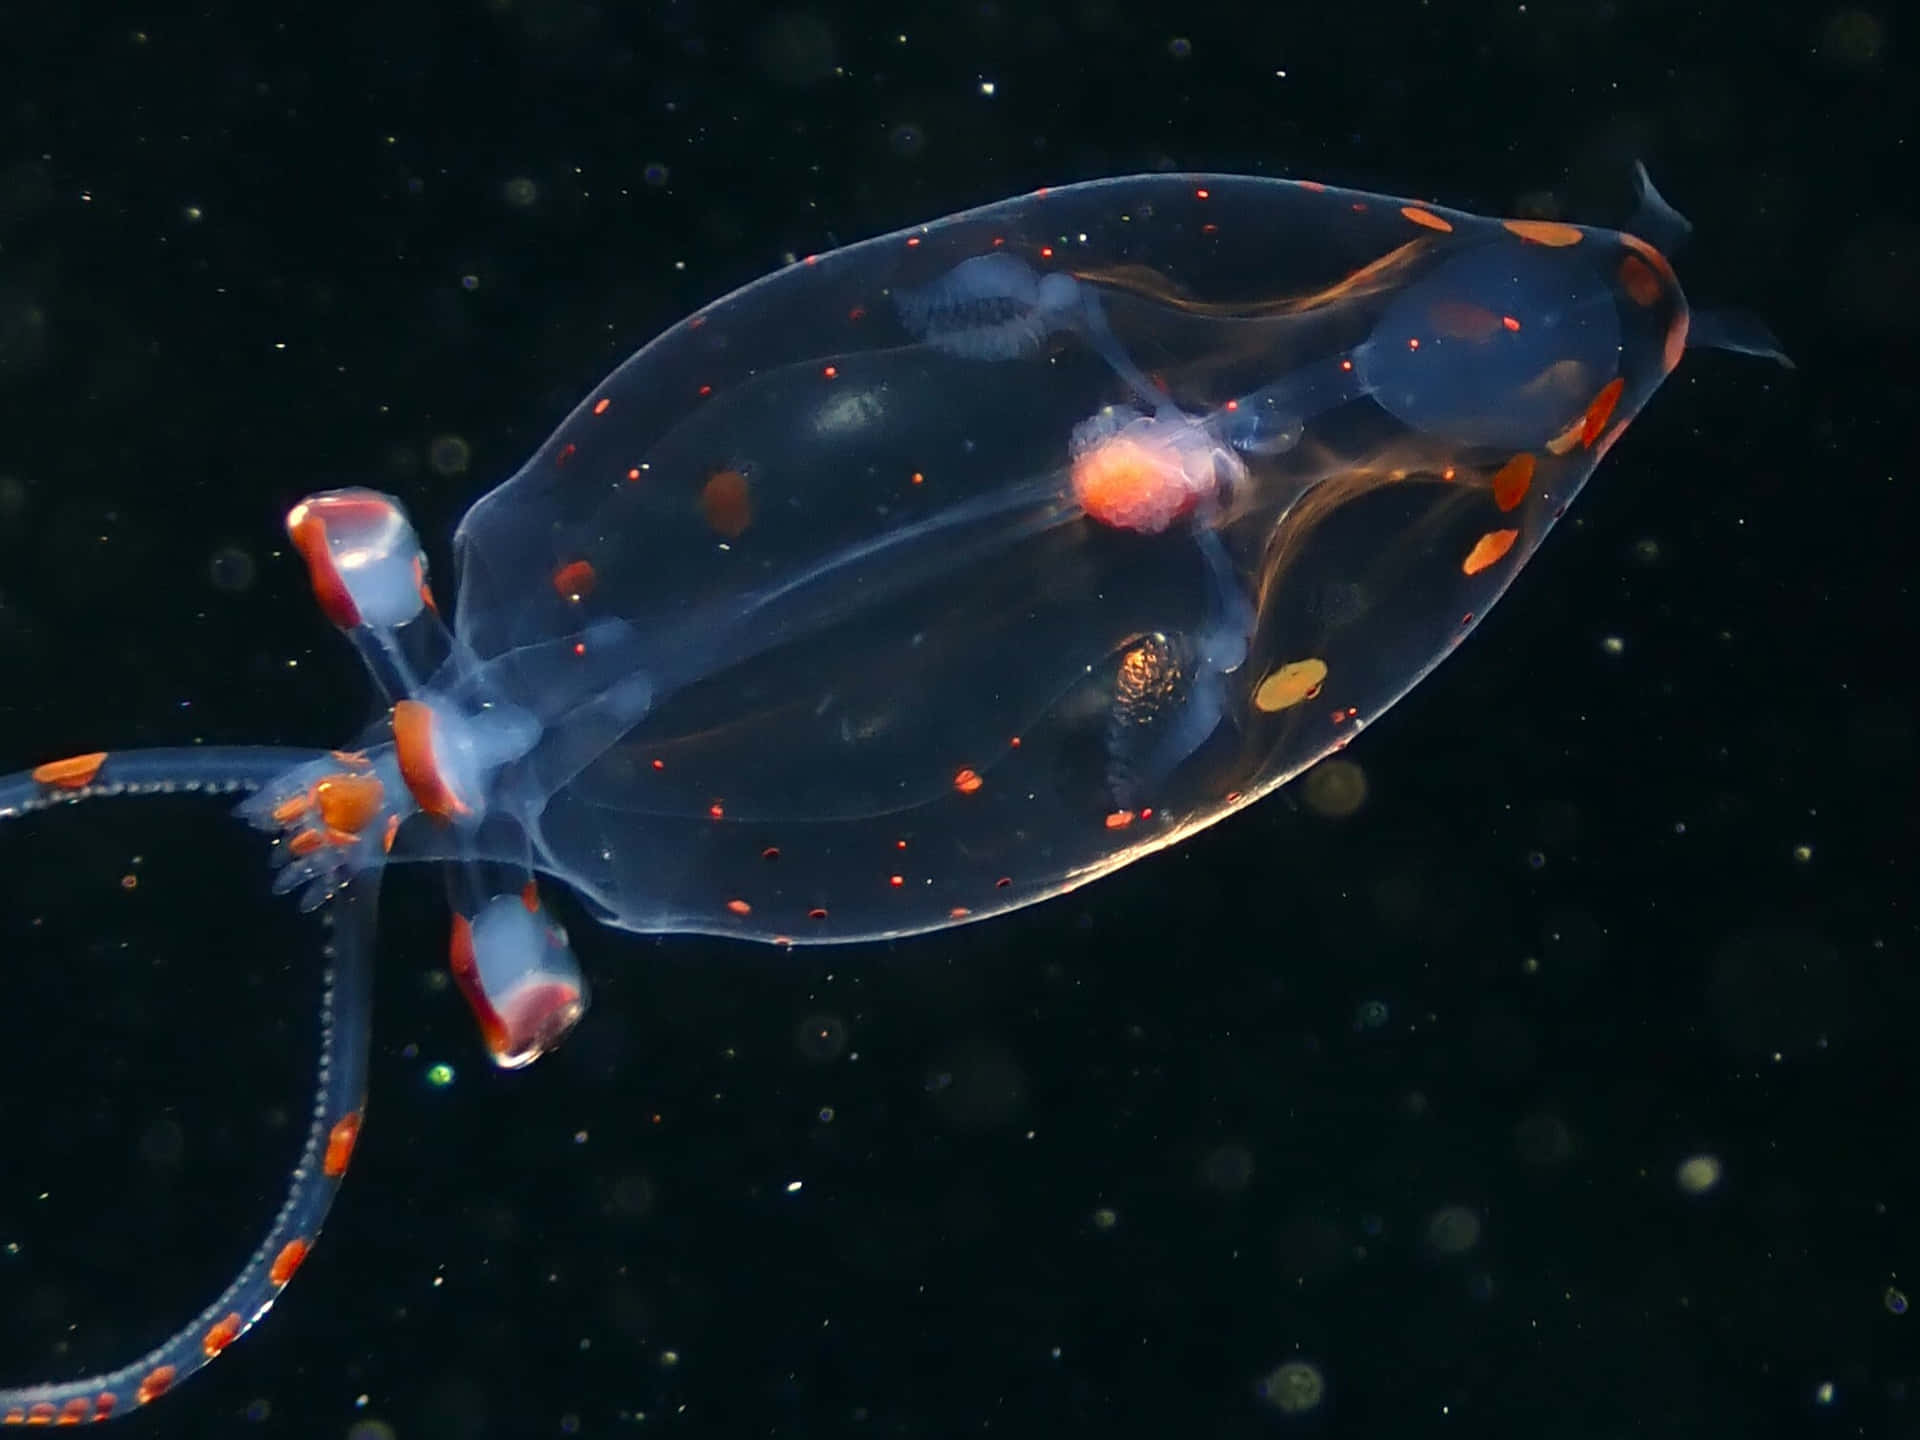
<box><xmin>288</xmin><ymin>828</ymin><xmax>327</xmax><ymax>858</ymax></box>
<box><xmin>23</xmin><ymin>1404</ymin><xmax>53</xmax><ymax>1425</ymax></box>
<box><xmin>762</xmin><ymin>846</ymin><xmax>781</xmax><ymax>860</ymax></box>
<box><xmin>808</xmin><ymin>907</ymin><xmax>829</xmax><ymax>920</ymax></box>
<box><xmin>592</xmin><ymin>397</ymin><xmax>611</xmax><ymax>415</ymax></box>
<box><xmin>324</xmin><ymin>1112</ymin><xmax>362</xmax><ymax>1178</ymax></box>
<box><xmin>952</xmin><ymin>767</ymin><xmax>984</xmax><ymax>794</ymax></box>
<box><xmin>552</xmin><ymin>559</ymin><xmax>596</xmax><ymax>599</ymax></box>
<box><xmin>1619</xmin><ymin>233</ymin><xmax>1688</xmax><ymax>369</ymax></box>
<box><xmin>708</xmin><ymin>802</ymin><xmax>725</xmax><ymax>820</ymax></box>
<box><xmin>1427</xmin><ymin>300</ymin><xmax>1500</xmax><ymax>342</ymax></box>
<box><xmin>134</xmin><ymin>1368</ymin><xmax>175</xmax><ymax>1407</ymax></box>
<box><xmin>271</xmin><ymin>793</ymin><xmax>310</xmax><ymax>825</ymax></box>
<box><xmin>270</xmin><ymin>1238</ymin><xmax>310</xmax><ymax>1286</ymax></box>
<box><xmin>393</xmin><ymin>700</ymin><xmax>470</xmax><ymax>821</ymax></box>
<box><xmin>1105</xmin><ymin>810</ymin><xmax>1137</xmax><ymax>829</ymax></box>
<box><xmin>1503</xmin><ymin>219</ymin><xmax>1582</xmax><ymax>247</ymax></box>
<box><xmin>58</xmin><ymin>1398</ymin><xmax>91</xmax><ymax>1424</ymax></box>
<box><xmin>382</xmin><ymin>814</ymin><xmax>400</xmax><ymax>852</ymax></box>
<box><xmin>726</xmin><ymin>899</ymin><xmax>752</xmax><ymax>915</ymax></box>
<box><xmin>995</xmin><ymin>876</ymin><xmax>1012</xmax><ymax>889</ymax></box>
<box><xmin>1401</xmin><ymin>205</ymin><xmax>1452</xmax><ymax>232</ymax></box>
<box><xmin>1663</xmin><ymin>310</ymin><xmax>1690</xmax><ymax>371</ymax></box>
<box><xmin>284</xmin><ymin>502</ymin><xmax>361</xmax><ymax>629</ymax></box>
<box><xmin>822</xmin><ymin>365</ymin><xmax>838</xmax><ymax>379</ymax></box>
<box><xmin>1617</xmin><ymin>253</ymin><xmax>1661</xmax><ymax>307</ymax></box>
<box><xmin>521</xmin><ymin>880</ymin><xmax>540</xmax><ymax>911</ymax></box>
<box><xmin>888</xmin><ymin>874</ymin><xmax>904</xmax><ymax>888</ymax></box>
<box><xmin>201</xmin><ymin>1312</ymin><xmax>243</xmax><ymax>1358</ymax></box>
<box><xmin>700</xmin><ymin>468</ymin><xmax>752</xmax><ymax>538</ymax></box>
<box><xmin>627</xmin><ymin>466</ymin><xmax>641</xmax><ymax>481</ymax></box>
<box><xmin>1581</xmin><ymin>378</ymin><xmax>1625</xmax><ymax>448</ymax></box>
<box><xmin>949</xmin><ymin>906</ymin><xmax>972</xmax><ymax>919</ymax></box>
<box><xmin>555</xmin><ymin>441</ymin><xmax>577</xmax><ymax>467</ymax></box>
<box><xmin>31</xmin><ymin>753</ymin><xmax>106</xmax><ymax>789</ymax></box>
<box><xmin>911</xmin><ymin>471</ymin><xmax>924</xmax><ymax>485</ymax></box>
<box><xmin>314</xmin><ymin>772</ymin><xmax>384</xmax><ymax>835</ymax></box>
<box><xmin>1491</xmin><ymin>453</ymin><xmax>1535</xmax><ymax>512</ymax></box>
<box><xmin>1462</xmin><ymin>528</ymin><xmax>1520</xmax><ymax>576</ymax></box>
<box><xmin>1502</xmin><ymin>315</ymin><xmax>1521</xmax><ymax>331</ymax></box>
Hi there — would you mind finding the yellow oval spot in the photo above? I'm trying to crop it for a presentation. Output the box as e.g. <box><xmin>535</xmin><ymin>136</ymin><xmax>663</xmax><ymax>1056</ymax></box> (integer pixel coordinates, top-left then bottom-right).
<box><xmin>1462</xmin><ymin>528</ymin><xmax>1520</xmax><ymax>576</ymax></box>
<box><xmin>1490</xmin><ymin>453</ymin><xmax>1534</xmax><ymax>512</ymax></box>
<box><xmin>1401</xmin><ymin>205</ymin><xmax>1452</xmax><ymax>233</ymax></box>
<box><xmin>1546</xmin><ymin>415</ymin><xmax>1587</xmax><ymax>456</ymax></box>
<box><xmin>1254</xmin><ymin>658</ymin><xmax>1329</xmax><ymax>713</ymax></box>
<box><xmin>1503</xmin><ymin>219</ymin><xmax>1583</xmax><ymax>247</ymax></box>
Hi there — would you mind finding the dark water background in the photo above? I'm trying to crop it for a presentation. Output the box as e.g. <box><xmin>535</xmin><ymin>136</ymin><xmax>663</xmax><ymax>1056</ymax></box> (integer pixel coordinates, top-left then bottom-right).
<box><xmin>0</xmin><ymin>2</ymin><xmax>1913</xmax><ymax>1436</ymax></box>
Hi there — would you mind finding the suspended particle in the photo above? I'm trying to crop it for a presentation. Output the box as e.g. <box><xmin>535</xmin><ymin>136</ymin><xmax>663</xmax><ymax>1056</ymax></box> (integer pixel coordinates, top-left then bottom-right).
<box><xmin>1423</xmin><ymin>1204</ymin><xmax>1482</xmax><ymax>1256</ymax></box>
<box><xmin>1090</xmin><ymin>1206</ymin><xmax>1118</xmax><ymax>1231</ymax></box>
<box><xmin>888</xmin><ymin>122</ymin><xmax>927</xmax><ymax>158</ymax></box>
<box><xmin>1601</xmin><ymin>634</ymin><xmax>1625</xmax><ymax>655</ymax></box>
<box><xmin>1354</xmin><ymin>998</ymin><xmax>1389</xmax><ymax>1030</ymax></box>
<box><xmin>643</xmin><ymin>162</ymin><xmax>670</xmax><ymax>187</ymax></box>
<box><xmin>1256</xmin><ymin>1360</ymin><xmax>1326</xmax><ymax>1416</ymax></box>
<box><xmin>1676</xmin><ymin>1152</ymin><xmax>1723</xmax><ymax>1195</ymax></box>
<box><xmin>426</xmin><ymin>1063</ymin><xmax>455</xmax><ymax>1088</ymax></box>
<box><xmin>1885</xmin><ymin>1286</ymin><xmax>1909</xmax><ymax>1316</ymax></box>
<box><xmin>795</xmin><ymin>1012</ymin><xmax>849</xmax><ymax>1061</ymax></box>
<box><xmin>208</xmin><ymin>543</ymin><xmax>257</xmax><ymax>593</ymax></box>
<box><xmin>1168</xmin><ymin>36</ymin><xmax>1192</xmax><ymax>58</ymax></box>
<box><xmin>429</xmin><ymin>434</ymin><xmax>472</xmax><ymax>477</ymax></box>
<box><xmin>1302</xmin><ymin>758</ymin><xmax>1367</xmax><ymax>818</ymax></box>
<box><xmin>1199</xmin><ymin>1143</ymin><xmax>1254</xmax><ymax>1194</ymax></box>
<box><xmin>460</xmin><ymin>274</ymin><xmax>480</xmax><ymax>292</ymax></box>
<box><xmin>503</xmin><ymin>176</ymin><xmax>539</xmax><ymax>208</ymax></box>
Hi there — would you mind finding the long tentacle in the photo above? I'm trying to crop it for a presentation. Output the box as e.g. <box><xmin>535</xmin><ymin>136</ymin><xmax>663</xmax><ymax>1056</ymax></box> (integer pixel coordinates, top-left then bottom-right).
<box><xmin>0</xmin><ymin>748</ymin><xmax>376</xmax><ymax>1426</ymax></box>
